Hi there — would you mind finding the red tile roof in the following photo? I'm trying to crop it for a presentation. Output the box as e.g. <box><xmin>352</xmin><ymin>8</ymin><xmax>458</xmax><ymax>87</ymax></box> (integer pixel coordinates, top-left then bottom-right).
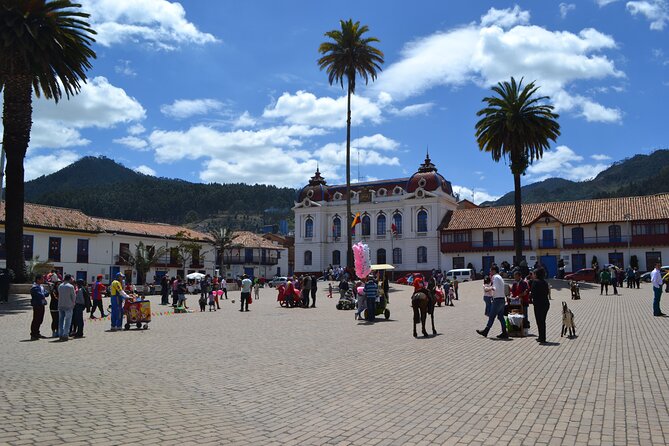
<box><xmin>91</xmin><ymin>217</ymin><xmax>210</xmax><ymax>241</ymax></box>
<box><xmin>444</xmin><ymin>194</ymin><xmax>669</xmax><ymax>231</ymax></box>
<box><xmin>0</xmin><ymin>202</ymin><xmax>100</xmax><ymax>232</ymax></box>
<box><xmin>231</xmin><ymin>231</ymin><xmax>283</xmax><ymax>249</ymax></box>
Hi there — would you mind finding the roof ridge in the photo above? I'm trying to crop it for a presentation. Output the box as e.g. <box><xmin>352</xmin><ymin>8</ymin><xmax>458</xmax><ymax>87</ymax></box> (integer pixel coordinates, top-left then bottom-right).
<box><xmin>477</xmin><ymin>192</ymin><xmax>669</xmax><ymax>211</ymax></box>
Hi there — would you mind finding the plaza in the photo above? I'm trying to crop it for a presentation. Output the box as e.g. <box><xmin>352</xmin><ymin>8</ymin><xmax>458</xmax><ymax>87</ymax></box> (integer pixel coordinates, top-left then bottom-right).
<box><xmin>1</xmin><ymin>281</ymin><xmax>669</xmax><ymax>445</ymax></box>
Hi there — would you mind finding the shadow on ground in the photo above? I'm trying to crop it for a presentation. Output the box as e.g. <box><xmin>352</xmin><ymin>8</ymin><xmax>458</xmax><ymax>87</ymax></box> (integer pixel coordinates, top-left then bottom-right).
<box><xmin>0</xmin><ymin>295</ymin><xmax>30</xmax><ymax>317</ymax></box>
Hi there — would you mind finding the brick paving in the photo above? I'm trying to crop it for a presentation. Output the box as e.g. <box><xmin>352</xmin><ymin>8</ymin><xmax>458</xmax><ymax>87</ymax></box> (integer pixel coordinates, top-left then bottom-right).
<box><xmin>1</xmin><ymin>280</ymin><xmax>669</xmax><ymax>445</ymax></box>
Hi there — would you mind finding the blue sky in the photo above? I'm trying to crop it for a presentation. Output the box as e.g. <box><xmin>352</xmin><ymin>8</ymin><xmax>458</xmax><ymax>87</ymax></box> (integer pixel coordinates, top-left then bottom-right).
<box><xmin>10</xmin><ymin>0</ymin><xmax>669</xmax><ymax>203</ymax></box>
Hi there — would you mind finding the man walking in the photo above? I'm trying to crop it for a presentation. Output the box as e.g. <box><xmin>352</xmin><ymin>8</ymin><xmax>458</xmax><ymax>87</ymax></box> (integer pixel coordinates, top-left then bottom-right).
<box><xmin>240</xmin><ymin>274</ymin><xmax>252</xmax><ymax>312</ymax></box>
<box><xmin>364</xmin><ymin>275</ymin><xmax>378</xmax><ymax>322</ymax></box>
<box><xmin>310</xmin><ymin>274</ymin><xmax>318</xmax><ymax>308</ymax></box>
<box><xmin>90</xmin><ymin>275</ymin><xmax>106</xmax><ymax>318</ymax></box>
<box><xmin>109</xmin><ymin>273</ymin><xmax>130</xmax><ymax>331</ymax></box>
<box><xmin>221</xmin><ymin>278</ymin><xmax>228</xmax><ymax>299</ymax></box>
<box><xmin>57</xmin><ymin>275</ymin><xmax>76</xmax><ymax>341</ymax></box>
<box><xmin>651</xmin><ymin>262</ymin><xmax>665</xmax><ymax>316</ymax></box>
<box><xmin>476</xmin><ymin>265</ymin><xmax>508</xmax><ymax>339</ymax></box>
<box><xmin>30</xmin><ymin>274</ymin><xmax>48</xmax><ymax>340</ymax></box>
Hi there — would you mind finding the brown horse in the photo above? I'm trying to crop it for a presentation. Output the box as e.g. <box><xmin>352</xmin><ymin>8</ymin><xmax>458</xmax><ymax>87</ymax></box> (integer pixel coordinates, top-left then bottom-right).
<box><xmin>412</xmin><ymin>290</ymin><xmax>437</xmax><ymax>338</ymax></box>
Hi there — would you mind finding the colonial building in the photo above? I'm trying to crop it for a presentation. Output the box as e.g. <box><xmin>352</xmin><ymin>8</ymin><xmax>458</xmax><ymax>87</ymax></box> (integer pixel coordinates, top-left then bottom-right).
<box><xmin>440</xmin><ymin>194</ymin><xmax>669</xmax><ymax>276</ymax></box>
<box><xmin>293</xmin><ymin>155</ymin><xmax>458</xmax><ymax>275</ymax></box>
<box><xmin>221</xmin><ymin>231</ymin><xmax>288</xmax><ymax>279</ymax></box>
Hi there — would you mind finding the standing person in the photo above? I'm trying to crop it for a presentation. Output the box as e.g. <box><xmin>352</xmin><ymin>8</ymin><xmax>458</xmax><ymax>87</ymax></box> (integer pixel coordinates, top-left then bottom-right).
<box><xmin>531</xmin><ymin>268</ymin><xmax>551</xmax><ymax>343</ymax></box>
<box><xmin>201</xmin><ymin>275</ymin><xmax>211</xmax><ymax>301</ymax></box>
<box><xmin>171</xmin><ymin>276</ymin><xmax>179</xmax><ymax>307</ymax></box>
<box><xmin>338</xmin><ymin>277</ymin><xmax>349</xmax><ymax>300</ymax></box>
<box><xmin>511</xmin><ymin>271</ymin><xmax>530</xmax><ymax>327</ymax></box>
<box><xmin>253</xmin><ymin>281</ymin><xmax>260</xmax><ymax>301</ymax></box>
<box><xmin>310</xmin><ymin>274</ymin><xmax>318</xmax><ymax>308</ymax></box>
<box><xmin>609</xmin><ymin>266</ymin><xmax>618</xmax><ymax>295</ymax></box>
<box><xmin>160</xmin><ymin>274</ymin><xmax>169</xmax><ymax>305</ymax></box>
<box><xmin>301</xmin><ymin>274</ymin><xmax>311</xmax><ymax>308</ymax></box>
<box><xmin>240</xmin><ymin>274</ymin><xmax>252</xmax><ymax>312</ymax></box>
<box><xmin>482</xmin><ymin>276</ymin><xmax>494</xmax><ymax>317</ymax></box>
<box><xmin>382</xmin><ymin>276</ymin><xmax>390</xmax><ymax>303</ymax></box>
<box><xmin>30</xmin><ymin>274</ymin><xmax>48</xmax><ymax>340</ymax></box>
<box><xmin>48</xmin><ymin>281</ymin><xmax>60</xmax><ymax>338</ymax></box>
<box><xmin>57</xmin><ymin>275</ymin><xmax>76</xmax><ymax>341</ymax></box>
<box><xmin>626</xmin><ymin>266</ymin><xmax>635</xmax><ymax>288</ymax></box>
<box><xmin>599</xmin><ymin>268</ymin><xmax>611</xmax><ymax>295</ymax></box>
<box><xmin>72</xmin><ymin>279</ymin><xmax>91</xmax><ymax>338</ymax></box>
<box><xmin>651</xmin><ymin>262</ymin><xmax>665</xmax><ymax>317</ymax></box>
<box><xmin>363</xmin><ymin>275</ymin><xmax>378</xmax><ymax>322</ymax></box>
<box><xmin>90</xmin><ymin>275</ymin><xmax>106</xmax><ymax>319</ymax></box>
<box><xmin>476</xmin><ymin>265</ymin><xmax>508</xmax><ymax>339</ymax></box>
<box><xmin>634</xmin><ymin>267</ymin><xmax>641</xmax><ymax>289</ymax></box>
<box><xmin>109</xmin><ymin>273</ymin><xmax>130</xmax><ymax>331</ymax></box>
<box><xmin>221</xmin><ymin>278</ymin><xmax>228</xmax><ymax>300</ymax></box>
<box><xmin>452</xmin><ymin>276</ymin><xmax>459</xmax><ymax>300</ymax></box>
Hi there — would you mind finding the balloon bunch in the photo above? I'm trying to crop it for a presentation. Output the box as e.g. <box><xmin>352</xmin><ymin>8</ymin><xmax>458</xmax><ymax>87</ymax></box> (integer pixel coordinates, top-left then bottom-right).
<box><xmin>353</xmin><ymin>242</ymin><xmax>372</xmax><ymax>278</ymax></box>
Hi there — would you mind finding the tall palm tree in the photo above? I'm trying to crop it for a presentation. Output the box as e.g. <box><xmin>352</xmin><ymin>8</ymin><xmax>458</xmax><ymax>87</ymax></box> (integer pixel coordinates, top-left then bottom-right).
<box><xmin>126</xmin><ymin>242</ymin><xmax>167</xmax><ymax>285</ymax></box>
<box><xmin>318</xmin><ymin>19</ymin><xmax>383</xmax><ymax>269</ymax></box>
<box><xmin>475</xmin><ymin>77</ymin><xmax>560</xmax><ymax>266</ymax></box>
<box><xmin>209</xmin><ymin>226</ymin><xmax>233</xmax><ymax>277</ymax></box>
<box><xmin>1</xmin><ymin>0</ymin><xmax>96</xmax><ymax>282</ymax></box>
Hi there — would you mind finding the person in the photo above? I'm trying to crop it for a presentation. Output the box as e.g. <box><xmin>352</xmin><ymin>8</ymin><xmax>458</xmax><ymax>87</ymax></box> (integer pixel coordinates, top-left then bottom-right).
<box><xmin>240</xmin><ymin>274</ymin><xmax>252</xmax><ymax>312</ymax></box>
<box><xmin>253</xmin><ymin>281</ymin><xmax>260</xmax><ymax>301</ymax></box>
<box><xmin>57</xmin><ymin>275</ymin><xmax>76</xmax><ymax>341</ymax></box>
<box><xmin>651</xmin><ymin>262</ymin><xmax>665</xmax><ymax>316</ymax></box>
<box><xmin>626</xmin><ymin>266</ymin><xmax>635</xmax><ymax>288</ymax></box>
<box><xmin>160</xmin><ymin>275</ymin><xmax>169</xmax><ymax>305</ymax></box>
<box><xmin>363</xmin><ymin>275</ymin><xmax>378</xmax><ymax>322</ymax></box>
<box><xmin>476</xmin><ymin>265</ymin><xmax>508</xmax><ymax>339</ymax></box>
<box><xmin>609</xmin><ymin>266</ymin><xmax>618</xmax><ymax>295</ymax></box>
<box><xmin>452</xmin><ymin>276</ymin><xmax>459</xmax><ymax>300</ymax></box>
<box><xmin>90</xmin><ymin>275</ymin><xmax>107</xmax><ymax>318</ymax></box>
<box><xmin>284</xmin><ymin>278</ymin><xmax>296</xmax><ymax>308</ymax></box>
<box><xmin>198</xmin><ymin>293</ymin><xmax>207</xmax><ymax>312</ymax></box>
<box><xmin>30</xmin><ymin>274</ymin><xmax>48</xmax><ymax>340</ymax></box>
<box><xmin>177</xmin><ymin>278</ymin><xmax>188</xmax><ymax>309</ymax></box>
<box><xmin>599</xmin><ymin>268</ymin><xmax>611</xmax><ymax>295</ymax></box>
<box><xmin>48</xmin><ymin>281</ymin><xmax>60</xmax><ymax>338</ymax></box>
<box><xmin>109</xmin><ymin>273</ymin><xmax>130</xmax><ymax>331</ymax></box>
<box><xmin>531</xmin><ymin>268</ymin><xmax>551</xmax><ymax>343</ymax></box>
<box><xmin>354</xmin><ymin>281</ymin><xmax>366</xmax><ymax>320</ymax></box>
<box><xmin>221</xmin><ymin>278</ymin><xmax>228</xmax><ymax>300</ymax></box>
<box><xmin>511</xmin><ymin>271</ymin><xmax>530</xmax><ymax>327</ymax></box>
<box><xmin>201</xmin><ymin>275</ymin><xmax>211</xmax><ymax>301</ymax></box>
<box><xmin>171</xmin><ymin>277</ymin><xmax>179</xmax><ymax>307</ymax></box>
<box><xmin>338</xmin><ymin>277</ymin><xmax>349</xmax><ymax>300</ymax></box>
<box><xmin>310</xmin><ymin>274</ymin><xmax>317</xmax><ymax>308</ymax></box>
<box><xmin>72</xmin><ymin>279</ymin><xmax>91</xmax><ymax>338</ymax></box>
<box><xmin>634</xmin><ymin>267</ymin><xmax>641</xmax><ymax>289</ymax></box>
<box><xmin>382</xmin><ymin>277</ymin><xmax>390</xmax><ymax>303</ymax></box>
<box><xmin>301</xmin><ymin>274</ymin><xmax>311</xmax><ymax>308</ymax></box>
<box><xmin>482</xmin><ymin>276</ymin><xmax>494</xmax><ymax>317</ymax></box>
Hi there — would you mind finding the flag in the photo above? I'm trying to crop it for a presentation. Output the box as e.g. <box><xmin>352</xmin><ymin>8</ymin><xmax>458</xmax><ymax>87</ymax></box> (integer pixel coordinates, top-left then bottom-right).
<box><xmin>351</xmin><ymin>212</ymin><xmax>361</xmax><ymax>229</ymax></box>
<box><xmin>391</xmin><ymin>223</ymin><xmax>397</xmax><ymax>236</ymax></box>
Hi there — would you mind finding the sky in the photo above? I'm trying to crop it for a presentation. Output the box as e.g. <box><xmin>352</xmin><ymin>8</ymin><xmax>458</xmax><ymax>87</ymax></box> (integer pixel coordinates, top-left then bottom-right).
<box><xmin>7</xmin><ymin>0</ymin><xmax>669</xmax><ymax>203</ymax></box>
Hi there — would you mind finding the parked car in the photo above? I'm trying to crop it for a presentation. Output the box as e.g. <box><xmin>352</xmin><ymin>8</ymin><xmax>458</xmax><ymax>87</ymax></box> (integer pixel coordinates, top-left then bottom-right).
<box><xmin>396</xmin><ymin>273</ymin><xmax>424</xmax><ymax>285</ymax></box>
<box><xmin>564</xmin><ymin>268</ymin><xmax>596</xmax><ymax>282</ymax></box>
<box><xmin>445</xmin><ymin>268</ymin><xmax>474</xmax><ymax>282</ymax></box>
<box><xmin>267</xmin><ymin>276</ymin><xmax>288</xmax><ymax>288</ymax></box>
<box><xmin>641</xmin><ymin>266</ymin><xmax>669</xmax><ymax>282</ymax></box>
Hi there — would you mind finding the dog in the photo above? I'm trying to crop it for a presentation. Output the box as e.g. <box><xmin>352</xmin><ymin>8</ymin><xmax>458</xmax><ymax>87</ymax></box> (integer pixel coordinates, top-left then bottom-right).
<box><xmin>570</xmin><ymin>281</ymin><xmax>580</xmax><ymax>300</ymax></box>
<box><xmin>561</xmin><ymin>301</ymin><xmax>576</xmax><ymax>338</ymax></box>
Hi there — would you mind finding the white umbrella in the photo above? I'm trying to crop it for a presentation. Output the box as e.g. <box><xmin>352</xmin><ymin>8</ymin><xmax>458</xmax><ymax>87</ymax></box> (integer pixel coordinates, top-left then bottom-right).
<box><xmin>186</xmin><ymin>272</ymin><xmax>206</xmax><ymax>280</ymax></box>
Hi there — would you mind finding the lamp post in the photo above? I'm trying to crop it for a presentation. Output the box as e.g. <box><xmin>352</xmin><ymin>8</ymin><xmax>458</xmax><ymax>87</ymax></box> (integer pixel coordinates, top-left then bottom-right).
<box><xmin>624</xmin><ymin>213</ymin><xmax>631</xmax><ymax>267</ymax></box>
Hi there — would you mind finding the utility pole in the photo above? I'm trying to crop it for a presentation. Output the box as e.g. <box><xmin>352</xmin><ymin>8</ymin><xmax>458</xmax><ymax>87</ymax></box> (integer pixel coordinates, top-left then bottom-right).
<box><xmin>0</xmin><ymin>140</ymin><xmax>5</xmax><ymax>201</ymax></box>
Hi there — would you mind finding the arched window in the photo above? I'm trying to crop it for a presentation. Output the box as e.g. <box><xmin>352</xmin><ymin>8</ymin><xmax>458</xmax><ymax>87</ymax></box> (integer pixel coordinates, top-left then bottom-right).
<box><xmin>305</xmin><ymin>218</ymin><xmax>313</xmax><ymax>238</ymax></box>
<box><xmin>417</xmin><ymin>210</ymin><xmax>428</xmax><ymax>233</ymax></box>
<box><xmin>377</xmin><ymin>214</ymin><xmax>386</xmax><ymax>235</ymax></box>
<box><xmin>392</xmin><ymin>213</ymin><xmax>402</xmax><ymax>235</ymax></box>
<box><xmin>417</xmin><ymin>246</ymin><xmax>427</xmax><ymax>263</ymax></box>
<box><xmin>304</xmin><ymin>250</ymin><xmax>312</xmax><ymax>266</ymax></box>
<box><xmin>332</xmin><ymin>217</ymin><xmax>341</xmax><ymax>238</ymax></box>
<box><xmin>361</xmin><ymin>215</ymin><xmax>371</xmax><ymax>236</ymax></box>
<box><xmin>332</xmin><ymin>250</ymin><xmax>341</xmax><ymax>266</ymax></box>
<box><xmin>393</xmin><ymin>247</ymin><xmax>402</xmax><ymax>264</ymax></box>
<box><xmin>609</xmin><ymin>224</ymin><xmax>621</xmax><ymax>243</ymax></box>
<box><xmin>571</xmin><ymin>227</ymin><xmax>584</xmax><ymax>245</ymax></box>
<box><xmin>377</xmin><ymin>248</ymin><xmax>387</xmax><ymax>264</ymax></box>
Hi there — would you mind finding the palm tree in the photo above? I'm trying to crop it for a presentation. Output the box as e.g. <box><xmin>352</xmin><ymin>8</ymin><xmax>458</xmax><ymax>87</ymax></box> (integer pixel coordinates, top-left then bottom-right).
<box><xmin>475</xmin><ymin>77</ymin><xmax>560</xmax><ymax>265</ymax></box>
<box><xmin>318</xmin><ymin>19</ymin><xmax>383</xmax><ymax>269</ymax></box>
<box><xmin>209</xmin><ymin>226</ymin><xmax>233</xmax><ymax>277</ymax></box>
<box><xmin>126</xmin><ymin>242</ymin><xmax>167</xmax><ymax>285</ymax></box>
<box><xmin>1</xmin><ymin>0</ymin><xmax>96</xmax><ymax>282</ymax></box>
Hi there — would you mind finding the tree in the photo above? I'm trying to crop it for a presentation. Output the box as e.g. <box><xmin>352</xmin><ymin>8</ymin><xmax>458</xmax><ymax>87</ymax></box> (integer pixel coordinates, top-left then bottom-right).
<box><xmin>208</xmin><ymin>226</ymin><xmax>233</xmax><ymax>277</ymax></box>
<box><xmin>174</xmin><ymin>231</ymin><xmax>206</xmax><ymax>274</ymax></box>
<box><xmin>475</xmin><ymin>77</ymin><xmax>560</xmax><ymax>264</ymax></box>
<box><xmin>318</xmin><ymin>19</ymin><xmax>384</xmax><ymax>269</ymax></box>
<box><xmin>126</xmin><ymin>242</ymin><xmax>167</xmax><ymax>285</ymax></box>
<box><xmin>1</xmin><ymin>0</ymin><xmax>96</xmax><ymax>282</ymax></box>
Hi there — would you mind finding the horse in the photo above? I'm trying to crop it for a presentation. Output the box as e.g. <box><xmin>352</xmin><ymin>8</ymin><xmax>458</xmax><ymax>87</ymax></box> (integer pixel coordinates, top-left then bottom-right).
<box><xmin>412</xmin><ymin>289</ymin><xmax>437</xmax><ymax>338</ymax></box>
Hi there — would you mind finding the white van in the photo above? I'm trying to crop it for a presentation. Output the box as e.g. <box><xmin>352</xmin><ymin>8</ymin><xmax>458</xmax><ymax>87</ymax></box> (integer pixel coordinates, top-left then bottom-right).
<box><xmin>445</xmin><ymin>269</ymin><xmax>474</xmax><ymax>282</ymax></box>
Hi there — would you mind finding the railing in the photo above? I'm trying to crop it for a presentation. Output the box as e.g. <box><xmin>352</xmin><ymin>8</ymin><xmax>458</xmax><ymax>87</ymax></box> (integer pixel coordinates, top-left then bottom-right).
<box><xmin>442</xmin><ymin>240</ymin><xmax>532</xmax><ymax>252</ymax></box>
<box><xmin>222</xmin><ymin>256</ymin><xmax>278</xmax><ymax>265</ymax></box>
<box><xmin>564</xmin><ymin>235</ymin><xmax>630</xmax><ymax>247</ymax></box>
<box><xmin>538</xmin><ymin>238</ymin><xmax>557</xmax><ymax>249</ymax></box>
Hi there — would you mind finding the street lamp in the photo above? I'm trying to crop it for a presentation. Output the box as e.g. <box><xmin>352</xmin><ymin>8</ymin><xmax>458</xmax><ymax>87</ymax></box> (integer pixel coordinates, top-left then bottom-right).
<box><xmin>624</xmin><ymin>213</ymin><xmax>631</xmax><ymax>267</ymax></box>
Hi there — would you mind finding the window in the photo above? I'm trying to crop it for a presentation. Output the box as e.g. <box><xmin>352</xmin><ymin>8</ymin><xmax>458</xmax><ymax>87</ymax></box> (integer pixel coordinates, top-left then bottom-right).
<box><xmin>48</xmin><ymin>237</ymin><xmax>62</xmax><ymax>262</ymax></box>
<box><xmin>417</xmin><ymin>210</ymin><xmax>428</xmax><ymax>233</ymax></box>
<box><xmin>361</xmin><ymin>215</ymin><xmax>371</xmax><ymax>236</ymax></box>
<box><xmin>442</xmin><ymin>231</ymin><xmax>471</xmax><ymax>243</ymax></box>
<box><xmin>304</xmin><ymin>250</ymin><xmax>312</xmax><ymax>266</ymax></box>
<box><xmin>77</xmin><ymin>239</ymin><xmax>89</xmax><ymax>263</ymax></box>
<box><xmin>245</xmin><ymin>248</ymin><xmax>253</xmax><ymax>263</ymax></box>
<box><xmin>377</xmin><ymin>214</ymin><xmax>386</xmax><ymax>235</ymax></box>
<box><xmin>571</xmin><ymin>254</ymin><xmax>586</xmax><ymax>272</ymax></box>
<box><xmin>332</xmin><ymin>250</ymin><xmax>341</xmax><ymax>266</ymax></box>
<box><xmin>332</xmin><ymin>217</ymin><xmax>341</xmax><ymax>238</ymax></box>
<box><xmin>608</xmin><ymin>252</ymin><xmax>624</xmax><ymax>269</ymax></box>
<box><xmin>417</xmin><ymin>246</ymin><xmax>427</xmax><ymax>263</ymax></box>
<box><xmin>633</xmin><ymin>222</ymin><xmax>668</xmax><ymax>235</ymax></box>
<box><xmin>305</xmin><ymin>218</ymin><xmax>314</xmax><ymax>238</ymax></box>
<box><xmin>377</xmin><ymin>249</ymin><xmax>386</xmax><ymax>264</ymax></box>
<box><xmin>392</xmin><ymin>247</ymin><xmax>402</xmax><ymax>264</ymax></box>
<box><xmin>571</xmin><ymin>227</ymin><xmax>584</xmax><ymax>244</ymax></box>
<box><xmin>646</xmin><ymin>252</ymin><xmax>662</xmax><ymax>271</ymax></box>
<box><xmin>483</xmin><ymin>231</ymin><xmax>494</xmax><ymax>247</ymax></box>
<box><xmin>608</xmin><ymin>225</ymin><xmax>622</xmax><ymax>243</ymax></box>
<box><xmin>392</xmin><ymin>213</ymin><xmax>403</xmax><ymax>235</ymax></box>
<box><xmin>23</xmin><ymin>235</ymin><xmax>34</xmax><ymax>261</ymax></box>
<box><xmin>452</xmin><ymin>257</ymin><xmax>465</xmax><ymax>269</ymax></box>
<box><xmin>118</xmin><ymin>243</ymin><xmax>130</xmax><ymax>263</ymax></box>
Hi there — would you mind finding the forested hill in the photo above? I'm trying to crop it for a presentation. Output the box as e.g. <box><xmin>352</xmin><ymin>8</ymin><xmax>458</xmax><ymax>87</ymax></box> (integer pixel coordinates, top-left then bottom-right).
<box><xmin>482</xmin><ymin>149</ymin><xmax>669</xmax><ymax>206</ymax></box>
<box><xmin>24</xmin><ymin>156</ymin><xmax>297</xmax><ymax>230</ymax></box>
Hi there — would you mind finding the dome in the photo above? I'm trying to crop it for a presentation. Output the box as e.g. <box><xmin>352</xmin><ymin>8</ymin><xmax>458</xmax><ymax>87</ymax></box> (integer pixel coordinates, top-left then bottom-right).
<box><xmin>297</xmin><ymin>168</ymin><xmax>330</xmax><ymax>202</ymax></box>
<box><xmin>406</xmin><ymin>153</ymin><xmax>454</xmax><ymax>195</ymax></box>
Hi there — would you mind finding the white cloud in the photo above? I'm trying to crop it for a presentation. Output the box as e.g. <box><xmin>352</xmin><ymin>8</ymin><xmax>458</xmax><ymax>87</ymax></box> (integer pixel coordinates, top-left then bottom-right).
<box><xmin>160</xmin><ymin>98</ymin><xmax>225</xmax><ymax>119</ymax></box>
<box><xmin>314</xmin><ymin>143</ymin><xmax>400</xmax><ymax>167</ymax></box>
<box><xmin>24</xmin><ymin>151</ymin><xmax>80</xmax><ymax>181</ymax></box>
<box><xmin>128</xmin><ymin>124</ymin><xmax>146</xmax><ymax>135</ymax></box>
<box><xmin>263</xmin><ymin>90</ymin><xmax>383</xmax><ymax>128</ymax></box>
<box><xmin>626</xmin><ymin>0</ymin><xmax>669</xmax><ymax>30</ymax></box>
<box><xmin>389</xmin><ymin>102</ymin><xmax>435</xmax><ymax>117</ymax></box>
<box><xmin>480</xmin><ymin>6</ymin><xmax>530</xmax><ymax>28</ymax></box>
<box><xmin>560</xmin><ymin>3</ymin><xmax>576</xmax><ymax>18</ymax></box>
<box><xmin>596</xmin><ymin>0</ymin><xmax>620</xmax><ymax>6</ymax></box>
<box><xmin>526</xmin><ymin>145</ymin><xmax>611</xmax><ymax>181</ymax></box>
<box><xmin>233</xmin><ymin>111</ymin><xmax>257</xmax><ymax>128</ymax></box>
<box><xmin>136</xmin><ymin>165</ymin><xmax>157</xmax><ymax>176</ymax></box>
<box><xmin>115</xmin><ymin>59</ymin><xmax>136</xmax><ymax>76</ymax></box>
<box><xmin>81</xmin><ymin>0</ymin><xmax>217</xmax><ymax>50</ymax></box>
<box><xmin>113</xmin><ymin>136</ymin><xmax>149</xmax><ymax>151</ymax></box>
<box><xmin>591</xmin><ymin>153</ymin><xmax>612</xmax><ymax>160</ymax></box>
<box><xmin>452</xmin><ymin>185</ymin><xmax>500</xmax><ymax>204</ymax></box>
<box><xmin>28</xmin><ymin>121</ymin><xmax>90</xmax><ymax>149</ymax></box>
<box><xmin>373</xmin><ymin>8</ymin><xmax>625</xmax><ymax>123</ymax></box>
<box><xmin>352</xmin><ymin>134</ymin><xmax>400</xmax><ymax>151</ymax></box>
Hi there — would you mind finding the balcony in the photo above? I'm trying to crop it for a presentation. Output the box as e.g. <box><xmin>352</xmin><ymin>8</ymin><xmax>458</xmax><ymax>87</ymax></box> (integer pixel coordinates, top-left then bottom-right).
<box><xmin>563</xmin><ymin>235</ymin><xmax>630</xmax><ymax>249</ymax></box>
<box><xmin>222</xmin><ymin>256</ymin><xmax>278</xmax><ymax>265</ymax></box>
<box><xmin>538</xmin><ymin>238</ymin><xmax>557</xmax><ymax>249</ymax></box>
<box><xmin>441</xmin><ymin>240</ymin><xmax>532</xmax><ymax>253</ymax></box>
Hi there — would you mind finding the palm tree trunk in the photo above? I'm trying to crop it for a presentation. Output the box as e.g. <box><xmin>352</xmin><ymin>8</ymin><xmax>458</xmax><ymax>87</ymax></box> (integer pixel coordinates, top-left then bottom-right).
<box><xmin>513</xmin><ymin>172</ymin><xmax>523</xmax><ymax>265</ymax></box>
<box><xmin>345</xmin><ymin>81</ymin><xmax>353</xmax><ymax>270</ymax></box>
<box><xmin>2</xmin><ymin>75</ymin><xmax>33</xmax><ymax>283</ymax></box>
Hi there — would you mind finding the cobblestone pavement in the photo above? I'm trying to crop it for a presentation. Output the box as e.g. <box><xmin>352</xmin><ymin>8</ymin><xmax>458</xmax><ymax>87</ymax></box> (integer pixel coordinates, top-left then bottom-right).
<box><xmin>1</xmin><ymin>280</ymin><xmax>669</xmax><ymax>445</ymax></box>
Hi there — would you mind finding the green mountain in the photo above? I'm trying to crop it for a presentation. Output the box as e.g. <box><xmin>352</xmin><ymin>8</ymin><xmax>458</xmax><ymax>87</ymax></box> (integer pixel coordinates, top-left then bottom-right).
<box><xmin>24</xmin><ymin>156</ymin><xmax>297</xmax><ymax>231</ymax></box>
<box><xmin>482</xmin><ymin>149</ymin><xmax>669</xmax><ymax>206</ymax></box>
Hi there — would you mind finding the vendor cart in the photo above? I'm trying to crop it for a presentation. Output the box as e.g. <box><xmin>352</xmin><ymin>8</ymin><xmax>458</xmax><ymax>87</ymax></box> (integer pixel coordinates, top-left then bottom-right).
<box><xmin>362</xmin><ymin>264</ymin><xmax>394</xmax><ymax>320</ymax></box>
<box><xmin>124</xmin><ymin>299</ymin><xmax>151</xmax><ymax>330</ymax></box>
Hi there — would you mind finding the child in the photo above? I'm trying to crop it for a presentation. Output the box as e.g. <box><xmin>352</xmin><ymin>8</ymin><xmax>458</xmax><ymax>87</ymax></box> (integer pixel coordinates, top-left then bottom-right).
<box><xmin>208</xmin><ymin>290</ymin><xmax>216</xmax><ymax>311</ymax></box>
<box><xmin>328</xmin><ymin>283</ymin><xmax>333</xmax><ymax>299</ymax></box>
<box><xmin>253</xmin><ymin>282</ymin><xmax>260</xmax><ymax>301</ymax></box>
<box><xmin>198</xmin><ymin>294</ymin><xmax>207</xmax><ymax>312</ymax></box>
<box><xmin>483</xmin><ymin>276</ymin><xmax>495</xmax><ymax>316</ymax></box>
<box><xmin>447</xmin><ymin>283</ymin><xmax>455</xmax><ymax>306</ymax></box>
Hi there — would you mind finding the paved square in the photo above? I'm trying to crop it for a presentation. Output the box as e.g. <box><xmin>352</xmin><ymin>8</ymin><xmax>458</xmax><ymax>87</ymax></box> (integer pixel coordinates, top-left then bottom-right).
<box><xmin>1</xmin><ymin>280</ymin><xmax>669</xmax><ymax>445</ymax></box>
